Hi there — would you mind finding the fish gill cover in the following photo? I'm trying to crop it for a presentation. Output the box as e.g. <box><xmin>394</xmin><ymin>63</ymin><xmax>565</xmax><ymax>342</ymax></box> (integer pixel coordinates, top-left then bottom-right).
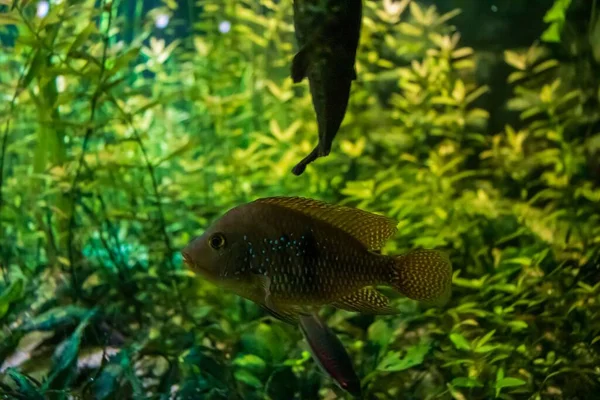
<box><xmin>0</xmin><ymin>0</ymin><xmax>599</xmax><ymax>399</ymax></box>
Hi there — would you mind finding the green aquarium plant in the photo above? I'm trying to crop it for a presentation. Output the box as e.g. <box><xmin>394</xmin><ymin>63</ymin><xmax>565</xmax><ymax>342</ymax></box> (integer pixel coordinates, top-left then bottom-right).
<box><xmin>0</xmin><ymin>0</ymin><xmax>599</xmax><ymax>399</ymax></box>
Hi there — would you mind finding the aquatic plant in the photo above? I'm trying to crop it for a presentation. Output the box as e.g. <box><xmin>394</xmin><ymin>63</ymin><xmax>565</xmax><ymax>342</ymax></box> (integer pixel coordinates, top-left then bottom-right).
<box><xmin>0</xmin><ymin>0</ymin><xmax>598</xmax><ymax>399</ymax></box>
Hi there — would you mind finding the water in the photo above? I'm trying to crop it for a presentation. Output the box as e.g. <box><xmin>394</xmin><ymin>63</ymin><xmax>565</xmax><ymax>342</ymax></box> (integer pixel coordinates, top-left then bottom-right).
<box><xmin>0</xmin><ymin>0</ymin><xmax>598</xmax><ymax>399</ymax></box>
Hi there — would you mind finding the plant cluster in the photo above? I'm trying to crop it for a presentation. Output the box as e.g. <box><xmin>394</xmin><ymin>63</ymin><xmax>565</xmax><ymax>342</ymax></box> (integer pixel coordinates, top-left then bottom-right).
<box><xmin>0</xmin><ymin>0</ymin><xmax>599</xmax><ymax>399</ymax></box>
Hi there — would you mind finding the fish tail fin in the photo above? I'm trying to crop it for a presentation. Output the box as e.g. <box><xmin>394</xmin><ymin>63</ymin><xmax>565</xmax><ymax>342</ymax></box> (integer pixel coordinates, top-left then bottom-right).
<box><xmin>388</xmin><ymin>249</ymin><xmax>453</xmax><ymax>307</ymax></box>
<box><xmin>291</xmin><ymin>145</ymin><xmax>319</xmax><ymax>176</ymax></box>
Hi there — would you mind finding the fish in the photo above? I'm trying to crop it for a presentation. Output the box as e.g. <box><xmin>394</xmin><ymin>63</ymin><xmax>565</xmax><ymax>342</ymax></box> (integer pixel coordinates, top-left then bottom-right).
<box><xmin>182</xmin><ymin>196</ymin><xmax>453</xmax><ymax>322</ymax></box>
<box><xmin>299</xmin><ymin>313</ymin><xmax>362</xmax><ymax>397</ymax></box>
<box><xmin>290</xmin><ymin>0</ymin><xmax>363</xmax><ymax>176</ymax></box>
<box><xmin>182</xmin><ymin>196</ymin><xmax>452</xmax><ymax>397</ymax></box>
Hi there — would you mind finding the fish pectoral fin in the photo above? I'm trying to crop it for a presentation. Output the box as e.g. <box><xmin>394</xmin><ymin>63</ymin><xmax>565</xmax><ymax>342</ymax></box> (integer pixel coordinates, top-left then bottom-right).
<box><xmin>253</xmin><ymin>274</ymin><xmax>275</xmax><ymax>307</ymax></box>
<box><xmin>291</xmin><ymin>46</ymin><xmax>311</xmax><ymax>83</ymax></box>
<box><xmin>291</xmin><ymin>21</ymin><xmax>328</xmax><ymax>83</ymax></box>
<box><xmin>332</xmin><ymin>287</ymin><xmax>398</xmax><ymax>315</ymax></box>
<box><xmin>253</xmin><ymin>274</ymin><xmax>307</xmax><ymax>324</ymax></box>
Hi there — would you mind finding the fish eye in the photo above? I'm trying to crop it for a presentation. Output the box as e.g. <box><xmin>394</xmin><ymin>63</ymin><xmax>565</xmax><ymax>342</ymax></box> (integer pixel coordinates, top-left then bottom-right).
<box><xmin>209</xmin><ymin>233</ymin><xmax>226</xmax><ymax>250</ymax></box>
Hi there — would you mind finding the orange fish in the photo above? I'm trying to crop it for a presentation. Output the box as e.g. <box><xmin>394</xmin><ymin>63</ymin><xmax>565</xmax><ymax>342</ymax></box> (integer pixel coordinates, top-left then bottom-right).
<box><xmin>182</xmin><ymin>196</ymin><xmax>452</xmax><ymax>322</ymax></box>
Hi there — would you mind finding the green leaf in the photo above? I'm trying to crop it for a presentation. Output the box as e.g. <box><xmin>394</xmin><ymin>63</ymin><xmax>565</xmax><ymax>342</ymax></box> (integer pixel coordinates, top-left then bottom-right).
<box><xmin>474</xmin><ymin>345</ymin><xmax>498</xmax><ymax>354</ymax></box>
<box><xmin>368</xmin><ymin>319</ymin><xmax>391</xmax><ymax>357</ymax></box>
<box><xmin>234</xmin><ymin>369</ymin><xmax>262</xmax><ymax>389</ymax></box>
<box><xmin>507</xmin><ymin>321</ymin><xmax>528</xmax><ymax>331</ymax></box>
<box><xmin>182</xmin><ymin>347</ymin><xmax>227</xmax><ymax>383</ymax></box>
<box><xmin>67</xmin><ymin>22</ymin><xmax>97</xmax><ymax>56</ymax></box>
<box><xmin>543</xmin><ymin>0</ymin><xmax>572</xmax><ymax>23</ymax></box>
<box><xmin>7</xmin><ymin>369</ymin><xmax>44</xmax><ymax>400</ymax></box>
<box><xmin>233</xmin><ymin>354</ymin><xmax>266</xmax><ymax>373</ymax></box>
<box><xmin>496</xmin><ymin>377</ymin><xmax>527</xmax><ymax>389</ymax></box>
<box><xmin>532</xmin><ymin>59</ymin><xmax>560</xmax><ymax>74</ymax></box>
<box><xmin>475</xmin><ymin>329</ymin><xmax>496</xmax><ymax>349</ymax></box>
<box><xmin>377</xmin><ymin>340</ymin><xmax>431</xmax><ymax>372</ymax></box>
<box><xmin>94</xmin><ymin>367</ymin><xmax>123</xmax><ymax>399</ymax></box>
<box><xmin>240</xmin><ymin>322</ymin><xmax>287</xmax><ymax>363</ymax></box>
<box><xmin>465</xmin><ymin>85</ymin><xmax>490</xmax><ymax>105</ymax></box>
<box><xmin>451</xmin><ymin>377</ymin><xmax>483</xmax><ymax>388</ymax></box>
<box><xmin>0</xmin><ymin>278</ymin><xmax>24</xmax><ymax>318</ymax></box>
<box><xmin>20</xmin><ymin>305</ymin><xmax>91</xmax><ymax>332</ymax></box>
<box><xmin>266</xmin><ymin>367</ymin><xmax>298</xmax><ymax>400</ymax></box>
<box><xmin>42</xmin><ymin>309</ymin><xmax>97</xmax><ymax>391</ymax></box>
<box><xmin>21</xmin><ymin>50</ymin><xmax>45</xmax><ymax>92</ymax></box>
<box><xmin>541</xmin><ymin>23</ymin><xmax>562</xmax><ymax>43</ymax></box>
<box><xmin>0</xmin><ymin>11</ymin><xmax>20</xmax><ymax>26</ymax></box>
<box><xmin>449</xmin><ymin>333</ymin><xmax>471</xmax><ymax>351</ymax></box>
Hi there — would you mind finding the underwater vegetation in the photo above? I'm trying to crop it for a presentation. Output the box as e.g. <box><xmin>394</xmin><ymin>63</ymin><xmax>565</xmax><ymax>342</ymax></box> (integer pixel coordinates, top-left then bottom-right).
<box><xmin>0</xmin><ymin>0</ymin><xmax>599</xmax><ymax>399</ymax></box>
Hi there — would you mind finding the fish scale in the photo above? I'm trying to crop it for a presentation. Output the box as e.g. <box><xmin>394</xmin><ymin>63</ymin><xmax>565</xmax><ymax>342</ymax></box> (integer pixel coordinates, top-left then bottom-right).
<box><xmin>252</xmin><ymin>221</ymin><xmax>378</xmax><ymax>304</ymax></box>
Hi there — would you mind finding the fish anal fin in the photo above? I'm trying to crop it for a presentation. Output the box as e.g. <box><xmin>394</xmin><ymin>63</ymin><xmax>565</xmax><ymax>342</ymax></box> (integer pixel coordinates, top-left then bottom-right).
<box><xmin>332</xmin><ymin>288</ymin><xmax>398</xmax><ymax>315</ymax></box>
<box><xmin>254</xmin><ymin>197</ymin><xmax>398</xmax><ymax>250</ymax></box>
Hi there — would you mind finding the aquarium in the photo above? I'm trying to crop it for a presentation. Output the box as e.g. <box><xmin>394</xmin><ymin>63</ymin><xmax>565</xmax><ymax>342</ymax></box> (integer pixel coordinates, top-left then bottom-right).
<box><xmin>0</xmin><ymin>0</ymin><xmax>599</xmax><ymax>399</ymax></box>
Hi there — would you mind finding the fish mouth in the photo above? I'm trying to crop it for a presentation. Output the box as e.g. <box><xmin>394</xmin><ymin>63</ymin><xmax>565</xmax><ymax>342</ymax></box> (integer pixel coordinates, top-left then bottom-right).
<box><xmin>181</xmin><ymin>249</ymin><xmax>215</xmax><ymax>280</ymax></box>
<box><xmin>181</xmin><ymin>250</ymin><xmax>194</xmax><ymax>268</ymax></box>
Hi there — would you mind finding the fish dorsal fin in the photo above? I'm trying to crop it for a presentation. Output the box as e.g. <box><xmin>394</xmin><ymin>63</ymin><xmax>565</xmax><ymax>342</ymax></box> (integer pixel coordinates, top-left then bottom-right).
<box><xmin>254</xmin><ymin>196</ymin><xmax>398</xmax><ymax>250</ymax></box>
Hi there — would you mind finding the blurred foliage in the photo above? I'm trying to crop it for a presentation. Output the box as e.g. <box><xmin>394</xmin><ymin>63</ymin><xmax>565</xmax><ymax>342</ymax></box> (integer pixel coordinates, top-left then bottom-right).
<box><xmin>541</xmin><ymin>0</ymin><xmax>573</xmax><ymax>43</ymax></box>
<box><xmin>1</xmin><ymin>0</ymin><xmax>599</xmax><ymax>399</ymax></box>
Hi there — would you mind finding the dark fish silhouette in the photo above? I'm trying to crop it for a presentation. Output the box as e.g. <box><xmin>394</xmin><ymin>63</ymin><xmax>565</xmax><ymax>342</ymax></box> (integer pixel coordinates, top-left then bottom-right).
<box><xmin>291</xmin><ymin>0</ymin><xmax>363</xmax><ymax>175</ymax></box>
